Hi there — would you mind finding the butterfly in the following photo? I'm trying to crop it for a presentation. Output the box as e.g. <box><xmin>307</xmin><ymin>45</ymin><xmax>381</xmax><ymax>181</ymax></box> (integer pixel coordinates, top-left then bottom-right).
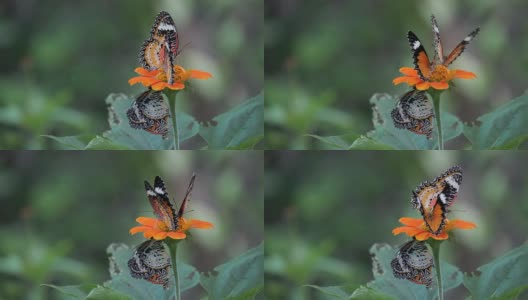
<box><xmin>128</xmin><ymin>239</ymin><xmax>171</xmax><ymax>289</ymax></box>
<box><xmin>127</xmin><ymin>89</ymin><xmax>170</xmax><ymax>139</ymax></box>
<box><xmin>408</xmin><ymin>14</ymin><xmax>480</xmax><ymax>80</ymax></box>
<box><xmin>411</xmin><ymin>166</ymin><xmax>463</xmax><ymax>234</ymax></box>
<box><xmin>391</xmin><ymin>89</ymin><xmax>434</xmax><ymax>139</ymax></box>
<box><xmin>144</xmin><ymin>174</ymin><xmax>196</xmax><ymax>231</ymax></box>
<box><xmin>391</xmin><ymin>239</ymin><xmax>434</xmax><ymax>288</ymax></box>
<box><xmin>139</xmin><ymin>11</ymin><xmax>180</xmax><ymax>84</ymax></box>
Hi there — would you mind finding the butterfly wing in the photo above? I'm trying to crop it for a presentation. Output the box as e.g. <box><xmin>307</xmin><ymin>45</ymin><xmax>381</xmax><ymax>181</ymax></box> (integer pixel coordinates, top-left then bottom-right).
<box><xmin>128</xmin><ymin>240</ymin><xmax>171</xmax><ymax>289</ymax></box>
<box><xmin>145</xmin><ymin>176</ymin><xmax>178</xmax><ymax>230</ymax></box>
<box><xmin>443</xmin><ymin>27</ymin><xmax>480</xmax><ymax>66</ymax></box>
<box><xmin>391</xmin><ymin>240</ymin><xmax>434</xmax><ymax>288</ymax></box>
<box><xmin>407</xmin><ymin>31</ymin><xmax>432</xmax><ymax>80</ymax></box>
<box><xmin>178</xmin><ymin>174</ymin><xmax>196</xmax><ymax>218</ymax></box>
<box><xmin>430</xmin><ymin>15</ymin><xmax>444</xmax><ymax>64</ymax></box>
<box><xmin>412</xmin><ymin>181</ymin><xmax>447</xmax><ymax>235</ymax></box>
<box><xmin>434</xmin><ymin>166</ymin><xmax>463</xmax><ymax>207</ymax></box>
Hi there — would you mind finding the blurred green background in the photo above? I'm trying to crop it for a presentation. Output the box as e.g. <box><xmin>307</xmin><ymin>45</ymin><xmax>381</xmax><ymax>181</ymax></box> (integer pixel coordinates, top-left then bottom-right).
<box><xmin>265</xmin><ymin>151</ymin><xmax>528</xmax><ymax>299</ymax></box>
<box><xmin>0</xmin><ymin>151</ymin><xmax>263</xmax><ymax>299</ymax></box>
<box><xmin>0</xmin><ymin>0</ymin><xmax>263</xmax><ymax>149</ymax></box>
<box><xmin>265</xmin><ymin>0</ymin><xmax>528</xmax><ymax>149</ymax></box>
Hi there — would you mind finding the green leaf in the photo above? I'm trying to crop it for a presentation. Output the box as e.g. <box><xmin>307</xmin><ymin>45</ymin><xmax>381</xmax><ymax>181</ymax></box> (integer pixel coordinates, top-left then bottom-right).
<box><xmin>42</xmin><ymin>284</ymin><xmax>97</xmax><ymax>299</ymax></box>
<box><xmin>42</xmin><ymin>135</ymin><xmax>95</xmax><ymax>150</ymax></box>
<box><xmin>104</xmin><ymin>243</ymin><xmax>200</xmax><ymax>300</ymax></box>
<box><xmin>355</xmin><ymin>93</ymin><xmax>463</xmax><ymax>150</ymax></box>
<box><xmin>84</xmin><ymin>286</ymin><xmax>132</xmax><ymax>300</ymax></box>
<box><xmin>200</xmin><ymin>243</ymin><xmax>263</xmax><ymax>300</ymax></box>
<box><xmin>83</xmin><ymin>136</ymin><xmax>132</xmax><ymax>150</ymax></box>
<box><xmin>199</xmin><ymin>92</ymin><xmax>263</xmax><ymax>149</ymax></box>
<box><xmin>464</xmin><ymin>92</ymin><xmax>528</xmax><ymax>149</ymax></box>
<box><xmin>463</xmin><ymin>243</ymin><xmax>528</xmax><ymax>299</ymax></box>
<box><xmin>176</xmin><ymin>111</ymin><xmax>200</xmax><ymax>142</ymax></box>
<box><xmin>306</xmin><ymin>285</ymin><xmax>362</xmax><ymax>300</ymax></box>
<box><xmin>353</xmin><ymin>243</ymin><xmax>463</xmax><ymax>300</ymax></box>
<box><xmin>305</xmin><ymin>134</ymin><xmax>359</xmax><ymax>150</ymax></box>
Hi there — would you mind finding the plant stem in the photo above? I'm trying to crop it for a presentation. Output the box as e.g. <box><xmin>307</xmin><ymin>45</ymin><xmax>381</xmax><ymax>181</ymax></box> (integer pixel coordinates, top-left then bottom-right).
<box><xmin>169</xmin><ymin>241</ymin><xmax>181</xmax><ymax>300</ymax></box>
<box><xmin>430</xmin><ymin>91</ymin><xmax>443</xmax><ymax>150</ymax></box>
<box><xmin>166</xmin><ymin>90</ymin><xmax>180</xmax><ymax>150</ymax></box>
<box><xmin>429</xmin><ymin>240</ymin><xmax>443</xmax><ymax>300</ymax></box>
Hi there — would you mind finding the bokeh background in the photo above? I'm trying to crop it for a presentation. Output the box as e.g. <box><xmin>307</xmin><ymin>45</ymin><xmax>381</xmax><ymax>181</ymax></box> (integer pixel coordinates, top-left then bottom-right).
<box><xmin>0</xmin><ymin>0</ymin><xmax>263</xmax><ymax>149</ymax></box>
<box><xmin>0</xmin><ymin>151</ymin><xmax>263</xmax><ymax>299</ymax></box>
<box><xmin>265</xmin><ymin>0</ymin><xmax>528</xmax><ymax>149</ymax></box>
<box><xmin>265</xmin><ymin>151</ymin><xmax>528</xmax><ymax>299</ymax></box>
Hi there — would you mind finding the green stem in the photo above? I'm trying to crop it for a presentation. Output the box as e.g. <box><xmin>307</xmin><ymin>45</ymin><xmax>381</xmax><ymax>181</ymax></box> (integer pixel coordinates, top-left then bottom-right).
<box><xmin>166</xmin><ymin>90</ymin><xmax>180</xmax><ymax>150</ymax></box>
<box><xmin>429</xmin><ymin>240</ymin><xmax>443</xmax><ymax>300</ymax></box>
<box><xmin>430</xmin><ymin>91</ymin><xmax>443</xmax><ymax>150</ymax></box>
<box><xmin>169</xmin><ymin>241</ymin><xmax>181</xmax><ymax>300</ymax></box>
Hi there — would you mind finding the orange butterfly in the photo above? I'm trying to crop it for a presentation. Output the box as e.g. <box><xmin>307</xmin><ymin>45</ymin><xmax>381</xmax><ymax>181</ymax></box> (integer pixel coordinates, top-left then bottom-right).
<box><xmin>408</xmin><ymin>15</ymin><xmax>479</xmax><ymax>80</ymax></box>
<box><xmin>144</xmin><ymin>174</ymin><xmax>195</xmax><ymax>231</ymax></box>
<box><xmin>139</xmin><ymin>11</ymin><xmax>180</xmax><ymax>84</ymax></box>
<box><xmin>411</xmin><ymin>166</ymin><xmax>463</xmax><ymax>234</ymax></box>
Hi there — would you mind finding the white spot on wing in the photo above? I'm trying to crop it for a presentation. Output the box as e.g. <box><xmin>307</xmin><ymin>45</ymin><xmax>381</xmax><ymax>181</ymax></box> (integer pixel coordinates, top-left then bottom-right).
<box><xmin>413</xmin><ymin>40</ymin><xmax>421</xmax><ymax>49</ymax></box>
<box><xmin>445</xmin><ymin>177</ymin><xmax>460</xmax><ymax>190</ymax></box>
<box><xmin>439</xmin><ymin>194</ymin><xmax>447</xmax><ymax>204</ymax></box>
<box><xmin>147</xmin><ymin>190</ymin><xmax>156</xmax><ymax>196</ymax></box>
<box><xmin>158</xmin><ymin>22</ymin><xmax>175</xmax><ymax>31</ymax></box>
<box><xmin>464</xmin><ymin>36</ymin><xmax>472</xmax><ymax>42</ymax></box>
<box><xmin>154</xmin><ymin>187</ymin><xmax>165</xmax><ymax>194</ymax></box>
<box><xmin>433</xmin><ymin>24</ymin><xmax>440</xmax><ymax>33</ymax></box>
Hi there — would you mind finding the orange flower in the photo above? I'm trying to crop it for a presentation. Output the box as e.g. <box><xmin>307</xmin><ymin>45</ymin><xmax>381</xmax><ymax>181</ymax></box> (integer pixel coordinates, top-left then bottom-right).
<box><xmin>130</xmin><ymin>216</ymin><xmax>213</xmax><ymax>240</ymax></box>
<box><xmin>128</xmin><ymin>65</ymin><xmax>212</xmax><ymax>91</ymax></box>
<box><xmin>392</xmin><ymin>217</ymin><xmax>476</xmax><ymax>241</ymax></box>
<box><xmin>393</xmin><ymin>66</ymin><xmax>476</xmax><ymax>91</ymax></box>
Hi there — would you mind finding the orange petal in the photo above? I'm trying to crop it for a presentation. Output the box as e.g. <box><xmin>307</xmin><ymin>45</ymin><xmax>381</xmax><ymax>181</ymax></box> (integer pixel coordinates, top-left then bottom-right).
<box><xmin>129</xmin><ymin>76</ymin><xmax>161</xmax><ymax>87</ymax></box>
<box><xmin>415</xmin><ymin>231</ymin><xmax>432</xmax><ymax>241</ymax></box>
<box><xmin>399</xmin><ymin>67</ymin><xmax>419</xmax><ymax>76</ymax></box>
<box><xmin>134</xmin><ymin>67</ymin><xmax>159</xmax><ymax>77</ymax></box>
<box><xmin>392</xmin><ymin>226</ymin><xmax>423</xmax><ymax>237</ymax></box>
<box><xmin>143</xmin><ymin>228</ymin><xmax>160</xmax><ymax>239</ymax></box>
<box><xmin>166</xmin><ymin>82</ymin><xmax>185</xmax><ymax>90</ymax></box>
<box><xmin>393</xmin><ymin>76</ymin><xmax>410</xmax><ymax>85</ymax></box>
<box><xmin>446</xmin><ymin>219</ymin><xmax>477</xmax><ymax>230</ymax></box>
<box><xmin>189</xmin><ymin>219</ymin><xmax>214</xmax><ymax>229</ymax></box>
<box><xmin>153</xmin><ymin>231</ymin><xmax>168</xmax><ymax>240</ymax></box>
<box><xmin>151</xmin><ymin>81</ymin><xmax>169</xmax><ymax>91</ymax></box>
<box><xmin>416</xmin><ymin>82</ymin><xmax>431</xmax><ymax>90</ymax></box>
<box><xmin>453</xmin><ymin>69</ymin><xmax>477</xmax><ymax>79</ymax></box>
<box><xmin>129</xmin><ymin>226</ymin><xmax>151</xmax><ymax>235</ymax></box>
<box><xmin>399</xmin><ymin>217</ymin><xmax>423</xmax><ymax>227</ymax></box>
<box><xmin>189</xmin><ymin>70</ymin><xmax>213</xmax><ymax>79</ymax></box>
<box><xmin>430</xmin><ymin>81</ymin><xmax>449</xmax><ymax>90</ymax></box>
<box><xmin>136</xmin><ymin>217</ymin><xmax>158</xmax><ymax>226</ymax></box>
<box><xmin>167</xmin><ymin>231</ymin><xmax>187</xmax><ymax>239</ymax></box>
<box><xmin>432</xmin><ymin>232</ymin><xmax>449</xmax><ymax>240</ymax></box>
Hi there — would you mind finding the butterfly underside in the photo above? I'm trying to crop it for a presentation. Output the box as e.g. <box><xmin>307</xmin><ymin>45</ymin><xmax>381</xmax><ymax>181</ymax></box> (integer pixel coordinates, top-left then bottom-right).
<box><xmin>391</xmin><ymin>239</ymin><xmax>434</xmax><ymax>288</ymax></box>
<box><xmin>128</xmin><ymin>239</ymin><xmax>172</xmax><ymax>289</ymax></box>
<box><xmin>139</xmin><ymin>11</ymin><xmax>180</xmax><ymax>84</ymax></box>
<box><xmin>391</xmin><ymin>89</ymin><xmax>434</xmax><ymax>139</ymax></box>
<box><xmin>127</xmin><ymin>89</ymin><xmax>170</xmax><ymax>139</ymax></box>
<box><xmin>408</xmin><ymin>14</ymin><xmax>480</xmax><ymax>80</ymax></box>
<box><xmin>411</xmin><ymin>166</ymin><xmax>463</xmax><ymax>234</ymax></box>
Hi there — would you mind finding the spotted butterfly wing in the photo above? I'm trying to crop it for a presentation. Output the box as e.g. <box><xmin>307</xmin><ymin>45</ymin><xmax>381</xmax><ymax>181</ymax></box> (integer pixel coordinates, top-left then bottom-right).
<box><xmin>430</xmin><ymin>15</ymin><xmax>444</xmax><ymax>64</ymax></box>
<box><xmin>178</xmin><ymin>173</ymin><xmax>196</xmax><ymax>218</ymax></box>
<box><xmin>411</xmin><ymin>166</ymin><xmax>463</xmax><ymax>234</ymax></box>
<box><xmin>128</xmin><ymin>239</ymin><xmax>171</xmax><ymax>289</ymax></box>
<box><xmin>443</xmin><ymin>27</ymin><xmax>480</xmax><ymax>66</ymax></box>
<box><xmin>391</xmin><ymin>89</ymin><xmax>434</xmax><ymax>139</ymax></box>
<box><xmin>391</xmin><ymin>239</ymin><xmax>434</xmax><ymax>288</ymax></box>
<box><xmin>127</xmin><ymin>90</ymin><xmax>170</xmax><ymax>139</ymax></box>
<box><xmin>145</xmin><ymin>176</ymin><xmax>178</xmax><ymax>230</ymax></box>
<box><xmin>407</xmin><ymin>31</ymin><xmax>432</xmax><ymax>80</ymax></box>
<box><xmin>139</xmin><ymin>11</ymin><xmax>180</xmax><ymax>84</ymax></box>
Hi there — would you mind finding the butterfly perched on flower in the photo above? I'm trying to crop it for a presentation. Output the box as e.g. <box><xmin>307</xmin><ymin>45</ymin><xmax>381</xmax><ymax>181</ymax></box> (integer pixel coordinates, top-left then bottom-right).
<box><xmin>127</xmin><ymin>89</ymin><xmax>170</xmax><ymax>139</ymax></box>
<box><xmin>391</xmin><ymin>89</ymin><xmax>434</xmax><ymax>139</ymax></box>
<box><xmin>411</xmin><ymin>166</ymin><xmax>463</xmax><ymax>235</ymax></box>
<box><xmin>139</xmin><ymin>11</ymin><xmax>180</xmax><ymax>84</ymax></box>
<box><xmin>408</xmin><ymin>15</ymin><xmax>480</xmax><ymax>81</ymax></box>
<box><xmin>144</xmin><ymin>174</ymin><xmax>195</xmax><ymax>231</ymax></box>
<box><xmin>391</xmin><ymin>239</ymin><xmax>434</xmax><ymax>288</ymax></box>
<box><xmin>128</xmin><ymin>239</ymin><xmax>171</xmax><ymax>289</ymax></box>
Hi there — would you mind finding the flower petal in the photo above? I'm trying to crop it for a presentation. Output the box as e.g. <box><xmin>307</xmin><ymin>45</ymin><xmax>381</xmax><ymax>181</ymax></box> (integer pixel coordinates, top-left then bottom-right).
<box><xmin>189</xmin><ymin>219</ymin><xmax>214</xmax><ymax>229</ymax></box>
<box><xmin>430</xmin><ymin>81</ymin><xmax>450</xmax><ymax>90</ymax></box>
<box><xmin>393</xmin><ymin>76</ymin><xmax>411</xmax><ymax>85</ymax></box>
<box><xmin>151</xmin><ymin>81</ymin><xmax>169</xmax><ymax>91</ymax></box>
<box><xmin>129</xmin><ymin>226</ymin><xmax>151</xmax><ymax>235</ymax></box>
<box><xmin>136</xmin><ymin>217</ymin><xmax>158</xmax><ymax>226</ymax></box>
<box><xmin>167</xmin><ymin>231</ymin><xmax>187</xmax><ymax>239</ymax></box>
<box><xmin>135</xmin><ymin>67</ymin><xmax>159</xmax><ymax>77</ymax></box>
<box><xmin>415</xmin><ymin>231</ymin><xmax>432</xmax><ymax>241</ymax></box>
<box><xmin>189</xmin><ymin>70</ymin><xmax>213</xmax><ymax>79</ymax></box>
<box><xmin>153</xmin><ymin>231</ymin><xmax>168</xmax><ymax>240</ymax></box>
<box><xmin>446</xmin><ymin>219</ymin><xmax>477</xmax><ymax>230</ymax></box>
<box><xmin>433</xmin><ymin>232</ymin><xmax>449</xmax><ymax>240</ymax></box>
<box><xmin>166</xmin><ymin>82</ymin><xmax>185</xmax><ymax>90</ymax></box>
<box><xmin>399</xmin><ymin>67</ymin><xmax>419</xmax><ymax>76</ymax></box>
<box><xmin>416</xmin><ymin>82</ymin><xmax>431</xmax><ymax>90</ymax></box>
<box><xmin>453</xmin><ymin>70</ymin><xmax>477</xmax><ymax>79</ymax></box>
<box><xmin>398</xmin><ymin>217</ymin><xmax>424</xmax><ymax>227</ymax></box>
<box><xmin>392</xmin><ymin>225</ymin><xmax>423</xmax><ymax>237</ymax></box>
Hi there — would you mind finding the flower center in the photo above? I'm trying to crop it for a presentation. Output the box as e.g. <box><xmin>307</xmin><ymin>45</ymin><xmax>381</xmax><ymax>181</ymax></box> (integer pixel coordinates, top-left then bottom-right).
<box><xmin>155</xmin><ymin>71</ymin><xmax>168</xmax><ymax>81</ymax></box>
<box><xmin>155</xmin><ymin>220</ymin><xmax>170</xmax><ymax>231</ymax></box>
<box><xmin>430</xmin><ymin>65</ymin><xmax>450</xmax><ymax>82</ymax></box>
<box><xmin>173</xmin><ymin>65</ymin><xmax>190</xmax><ymax>82</ymax></box>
